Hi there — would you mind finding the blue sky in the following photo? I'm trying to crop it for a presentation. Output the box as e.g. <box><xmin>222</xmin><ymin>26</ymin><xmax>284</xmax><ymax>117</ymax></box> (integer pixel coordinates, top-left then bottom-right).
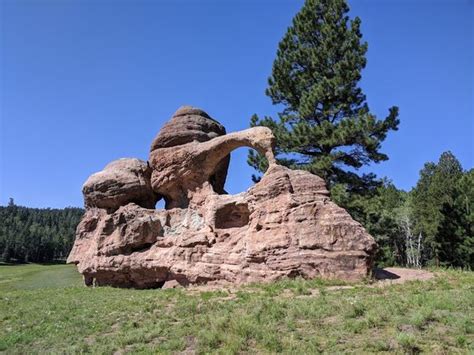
<box><xmin>1</xmin><ymin>0</ymin><xmax>472</xmax><ymax>208</ymax></box>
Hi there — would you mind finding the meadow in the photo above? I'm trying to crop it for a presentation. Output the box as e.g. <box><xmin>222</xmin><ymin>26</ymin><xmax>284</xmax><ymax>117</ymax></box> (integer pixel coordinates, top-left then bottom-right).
<box><xmin>0</xmin><ymin>264</ymin><xmax>472</xmax><ymax>354</ymax></box>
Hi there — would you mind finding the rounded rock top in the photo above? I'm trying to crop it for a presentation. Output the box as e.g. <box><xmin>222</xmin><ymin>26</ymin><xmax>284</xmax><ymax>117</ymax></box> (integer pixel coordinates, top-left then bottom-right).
<box><xmin>150</xmin><ymin>105</ymin><xmax>226</xmax><ymax>151</ymax></box>
<box><xmin>173</xmin><ymin>105</ymin><xmax>212</xmax><ymax>119</ymax></box>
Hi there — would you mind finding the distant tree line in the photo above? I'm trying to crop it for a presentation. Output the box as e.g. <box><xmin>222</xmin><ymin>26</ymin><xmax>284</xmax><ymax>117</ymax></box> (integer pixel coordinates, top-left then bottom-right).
<box><xmin>332</xmin><ymin>151</ymin><xmax>473</xmax><ymax>268</ymax></box>
<box><xmin>0</xmin><ymin>201</ymin><xmax>83</xmax><ymax>263</ymax></box>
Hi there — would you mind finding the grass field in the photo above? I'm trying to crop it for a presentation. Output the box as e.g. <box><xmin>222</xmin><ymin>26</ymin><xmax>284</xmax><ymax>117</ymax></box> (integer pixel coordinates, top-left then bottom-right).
<box><xmin>0</xmin><ymin>264</ymin><xmax>472</xmax><ymax>354</ymax></box>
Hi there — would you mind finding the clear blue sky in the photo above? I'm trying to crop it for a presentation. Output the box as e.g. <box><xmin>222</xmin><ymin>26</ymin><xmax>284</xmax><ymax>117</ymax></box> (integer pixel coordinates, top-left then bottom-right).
<box><xmin>1</xmin><ymin>0</ymin><xmax>473</xmax><ymax>208</ymax></box>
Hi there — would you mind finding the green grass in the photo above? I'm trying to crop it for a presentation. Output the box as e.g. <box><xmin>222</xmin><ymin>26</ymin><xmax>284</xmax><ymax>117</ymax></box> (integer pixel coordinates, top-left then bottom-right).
<box><xmin>0</xmin><ymin>264</ymin><xmax>472</xmax><ymax>354</ymax></box>
<box><xmin>0</xmin><ymin>263</ymin><xmax>82</xmax><ymax>291</ymax></box>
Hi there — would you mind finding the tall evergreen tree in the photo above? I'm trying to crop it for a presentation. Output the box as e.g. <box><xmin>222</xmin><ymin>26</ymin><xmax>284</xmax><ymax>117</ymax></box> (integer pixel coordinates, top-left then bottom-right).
<box><xmin>248</xmin><ymin>0</ymin><xmax>399</xmax><ymax>191</ymax></box>
<box><xmin>411</xmin><ymin>151</ymin><xmax>469</xmax><ymax>266</ymax></box>
<box><xmin>451</xmin><ymin>169</ymin><xmax>474</xmax><ymax>267</ymax></box>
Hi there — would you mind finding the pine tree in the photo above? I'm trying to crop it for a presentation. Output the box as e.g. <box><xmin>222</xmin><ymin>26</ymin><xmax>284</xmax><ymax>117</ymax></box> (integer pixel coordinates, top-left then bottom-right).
<box><xmin>410</xmin><ymin>162</ymin><xmax>439</xmax><ymax>253</ymax></box>
<box><xmin>452</xmin><ymin>169</ymin><xmax>474</xmax><ymax>267</ymax></box>
<box><xmin>248</xmin><ymin>0</ymin><xmax>399</xmax><ymax>190</ymax></box>
<box><xmin>411</xmin><ymin>151</ymin><xmax>466</xmax><ymax>266</ymax></box>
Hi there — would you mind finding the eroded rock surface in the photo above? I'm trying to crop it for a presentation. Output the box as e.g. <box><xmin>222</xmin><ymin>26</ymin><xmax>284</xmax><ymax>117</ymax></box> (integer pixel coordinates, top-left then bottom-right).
<box><xmin>82</xmin><ymin>158</ymin><xmax>157</xmax><ymax>210</ymax></box>
<box><xmin>68</xmin><ymin>106</ymin><xmax>377</xmax><ymax>287</ymax></box>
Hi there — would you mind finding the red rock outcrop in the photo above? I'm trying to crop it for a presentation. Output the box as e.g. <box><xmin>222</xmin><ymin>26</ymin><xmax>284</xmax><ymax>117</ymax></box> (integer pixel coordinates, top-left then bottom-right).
<box><xmin>68</xmin><ymin>106</ymin><xmax>377</xmax><ymax>288</ymax></box>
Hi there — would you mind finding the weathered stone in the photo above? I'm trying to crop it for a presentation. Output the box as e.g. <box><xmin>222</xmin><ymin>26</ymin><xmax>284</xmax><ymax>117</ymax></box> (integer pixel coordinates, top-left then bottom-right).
<box><xmin>68</xmin><ymin>107</ymin><xmax>377</xmax><ymax>288</ymax></box>
<box><xmin>150</xmin><ymin>106</ymin><xmax>226</xmax><ymax>150</ymax></box>
<box><xmin>82</xmin><ymin>158</ymin><xmax>157</xmax><ymax>211</ymax></box>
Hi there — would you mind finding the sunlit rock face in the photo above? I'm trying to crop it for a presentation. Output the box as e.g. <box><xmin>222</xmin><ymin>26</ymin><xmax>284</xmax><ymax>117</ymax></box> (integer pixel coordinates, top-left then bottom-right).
<box><xmin>68</xmin><ymin>106</ymin><xmax>377</xmax><ymax>288</ymax></box>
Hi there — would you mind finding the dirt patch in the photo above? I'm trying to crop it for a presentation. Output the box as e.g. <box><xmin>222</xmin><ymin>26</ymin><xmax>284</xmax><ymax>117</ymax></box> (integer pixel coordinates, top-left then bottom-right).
<box><xmin>374</xmin><ymin>267</ymin><xmax>434</xmax><ymax>286</ymax></box>
<box><xmin>182</xmin><ymin>335</ymin><xmax>197</xmax><ymax>354</ymax></box>
<box><xmin>181</xmin><ymin>268</ymin><xmax>435</xmax><ymax>294</ymax></box>
<box><xmin>327</xmin><ymin>285</ymin><xmax>356</xmax><ymax>291</ymax></box>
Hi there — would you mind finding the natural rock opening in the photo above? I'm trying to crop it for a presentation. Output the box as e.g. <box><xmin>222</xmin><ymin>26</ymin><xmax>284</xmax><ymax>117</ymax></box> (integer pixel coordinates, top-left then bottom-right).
<box><xmin>215</xmin><ymin>202</ymin><xmax>250</xmax><ymax>229</ymax></box>
<box><xmin>155</xmin><ymin>199</ymin><xmax>166</xmax><ymax>210</ymax></box>
<box><xmin>220</xmin><ymin>147</ymin><xmax>259</xmax><ymax>195</ymax></box>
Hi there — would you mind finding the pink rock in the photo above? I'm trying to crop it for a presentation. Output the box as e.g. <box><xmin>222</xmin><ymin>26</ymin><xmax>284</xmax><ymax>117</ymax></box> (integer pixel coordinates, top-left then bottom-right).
<box><xmin>68</xmin><ymin>107</ymin><xmax>377</xmax><ymax>288</ymax></box>
<box><xmin>82</xmin><ymin>158</ymin><xmax>157</xmax><ymax>211</ymax></box>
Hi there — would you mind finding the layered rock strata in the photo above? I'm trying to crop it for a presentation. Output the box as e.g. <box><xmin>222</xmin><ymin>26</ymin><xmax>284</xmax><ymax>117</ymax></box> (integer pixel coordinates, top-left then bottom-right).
<box><xmin>68</xmin><ymin>106</ymin><xmax>377</xmax><ymax>288</ymax></box>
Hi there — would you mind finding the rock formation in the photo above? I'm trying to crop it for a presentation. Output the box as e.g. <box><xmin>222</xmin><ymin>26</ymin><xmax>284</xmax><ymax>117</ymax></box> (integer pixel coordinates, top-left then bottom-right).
<box><xmin>68</xmin><ymin>106</ymin><xmax>377</xmax><ymax>288</ymax></box>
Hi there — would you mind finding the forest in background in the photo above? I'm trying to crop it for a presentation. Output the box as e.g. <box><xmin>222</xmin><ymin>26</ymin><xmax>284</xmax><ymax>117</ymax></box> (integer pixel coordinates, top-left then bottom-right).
<box><xmin>0</xmin><ymin>204</ymin><xmax>83</xmax><ymax>263</ymax></box>
<box><xmin>334</xmin><ymin>151</ymin><xmax>473</xmax><ymax>269</ymax></box>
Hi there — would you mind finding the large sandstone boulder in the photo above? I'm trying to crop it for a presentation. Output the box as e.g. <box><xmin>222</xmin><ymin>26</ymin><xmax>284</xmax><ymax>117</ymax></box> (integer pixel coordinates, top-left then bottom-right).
<box><xmin>68</xmin><ymin>106</ymin><xmax>377</xmax><ymax>288</ymax></box>
<box><xmin>82</xmin><ymin>158</ymin><xmax>157</xmax><ymax>210</ymax></box>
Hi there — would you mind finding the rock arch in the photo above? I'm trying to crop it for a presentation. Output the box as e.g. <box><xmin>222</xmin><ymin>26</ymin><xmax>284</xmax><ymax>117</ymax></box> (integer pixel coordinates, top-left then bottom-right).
<box><xmin>68</xmin><ymin>106</ymin><xmax>377</xmax><ymax>288</ymax></box>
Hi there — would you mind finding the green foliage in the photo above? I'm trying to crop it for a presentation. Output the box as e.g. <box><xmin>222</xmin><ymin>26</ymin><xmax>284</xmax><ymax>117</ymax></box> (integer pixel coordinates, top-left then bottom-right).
<box><xmin>1</xmin><ymin>264</ymin><xmax>472</xmax><ymax>353</ymax></box>
<box><xmin>0</xmin><ymin>205</ymin><xmax>83</xmax><ymax>263</ymax></box>
<box><xmin>248</xmin><ymin>0</ymin><xmax>399</xmax><ymax>189</ymax></box>
<box><xmin>411</xmin><ymin>152</ymin><xmax>473</xmax><ymax>267</ymax></box>
<box><xmin>452</xmin><ymin>169</ymin><xmax>474</xmax><ymax>265</ymax></box>
<box><xmin>332</xmin><ymin>180</ymin><xmax>407</xmax><ymax>266</ymax></box>
<box><xmin>332</xmin><ymin>151</ymin><xmax>472</xmax><ymax>269</ymax></box>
